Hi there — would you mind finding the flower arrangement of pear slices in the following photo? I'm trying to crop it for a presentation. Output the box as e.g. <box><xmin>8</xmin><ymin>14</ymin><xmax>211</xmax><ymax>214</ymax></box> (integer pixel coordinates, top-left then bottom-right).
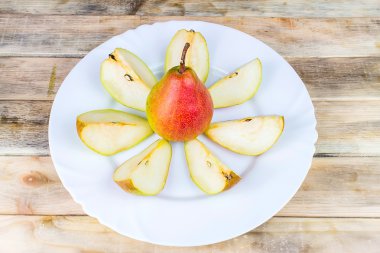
<box><xmin>76</xmin><ymin>29</ymin><xmax>284</xmax><ymax>195</ymax></box>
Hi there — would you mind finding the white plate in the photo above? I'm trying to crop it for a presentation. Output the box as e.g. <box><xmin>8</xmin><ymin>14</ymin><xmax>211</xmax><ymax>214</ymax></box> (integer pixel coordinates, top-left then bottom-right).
<box><xmin>49</xmin><ymin>21</ymin><xmax>317</xmax><ymax>246</ymax></box>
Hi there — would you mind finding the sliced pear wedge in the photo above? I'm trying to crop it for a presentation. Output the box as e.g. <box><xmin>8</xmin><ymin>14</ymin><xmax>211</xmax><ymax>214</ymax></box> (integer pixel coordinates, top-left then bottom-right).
<box><xmin>184</xmin><ymin>139</ymin><xmax>240</xmax><ymax>194</ymax></box>
<box><xmin>113</xmin><ymin>139</ymin><xmax>172</xmax><ymax>195</ymax></box>
<box><xmin>165</xmin><ymin>29</ymin><xmax>209</xmax><ymax>83</ymax></box>
<box><xmin>76</xmin><ymin>109</ymin><xmax>153</xmax><ymax>156</ymax></box>
<box><xmin>209</xmin><ymin>58</ymin><xmax>262</xmax><ymax>108</ymax></box>
<box><xmin>112</xmin><ymin>48</ymin><xmax>157</xmax><ymax>88</ymax></box>
<box><xmin>205</xmin><ymin>116</ymin><xmax>284</xmax><ymax>156</ymax></box>
<box><xmin>101</xmin><ymin>48</ymin><xmax>157</xmax><ymax>111</ymax></box>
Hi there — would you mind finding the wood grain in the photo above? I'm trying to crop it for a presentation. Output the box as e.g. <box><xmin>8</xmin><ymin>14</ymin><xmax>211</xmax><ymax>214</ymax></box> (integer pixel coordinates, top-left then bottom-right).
<box><xmin>0</xmin><ymin>15</ymin><xmax>141</xmax><ymax>57</ymax></box>
<box><xmin>0</xmin><ymin>15</ymin><xmax>379</xmax><ymax>57</ymax></box>
<box><xmin>137</xmin><ymin>1</ymin><xmax>380</xmax><ymax>18</ymax></box>
<box><xmin>1</xmin><ymin>100</ymin><xmax>379</xmax><ymax>156</ymax></box>
<box><xmin>290</xmin><ymin>57</ymin><xmax>380</xmax><ymax>101</ymax></box>
<box><xmin>0</xmin><ymin>101</ymin><xmax>49</xmax><ymax>155</ymax></box>
<box><xmin>0</xmin><ymin>0</ymin><xmax>144</xmax><ymax>15</ymax></box>
<box><xmin>0</xmin><ymin>57</ymin><xmax>76</xmax><ymax>100</ymax></box>
<box><xmin>0</xmin><ymin>215</ymin><xmax>379</xmax><ymax>252</ymax></box>
<box><xmin>0</xmin><ymin>156</ymin><xmax>379</xmax><ymax>217</ymax></box>
<box><xmin>1</xmin><ymin>57</ymin><xmax>379</xmax><ymax>101</ymax></box>
<box><xmin>1</xmin><ymin>0</ymin><xmax>379</xmax><ymax>17</ymax></box>
<box><xmin>280</xmin><ymin>157</ymin><xmax>380</xmax><ymax>217</ymax></box>
<box><xmin>315</xmin><ymin>101</ymin><xmax>380</xmax><ymax>156</ymax></box>
<box><xmin>0</xmin><ymin>157</ymin><xmax>82</xmax><ymax>215</ymax></box>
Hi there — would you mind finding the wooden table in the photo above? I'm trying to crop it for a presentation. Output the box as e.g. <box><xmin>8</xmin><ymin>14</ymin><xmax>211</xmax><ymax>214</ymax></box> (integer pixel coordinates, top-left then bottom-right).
<box><xmin>0</xmin><ymin>1</ymin><xmax>379</xmax><ymax>252</ymax></box>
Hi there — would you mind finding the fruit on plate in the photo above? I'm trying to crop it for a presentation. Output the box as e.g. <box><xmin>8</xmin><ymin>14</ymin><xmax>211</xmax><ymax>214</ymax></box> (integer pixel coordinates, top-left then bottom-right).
<box><xmin>147</xmin><ymin>43</ymin><xmax>213</xmax><ymax>141</ymax></box>
<box><xmin>113</xmin><ymin>139</ymin><xmax>172</xmax><ymax>195</ymax></box>
<box><xmin>205</xmin><ymin>116</ymin><xmax>284</xmax><ymax>155</ymax></box>
<box><xmin>74</xmin><ymin>28</ymin><xmax>286</xmax><ymax>197</ymax></box>
<box><xmin>165</xmin><ymin>29</ymin><xmax>209</xmax><ymax>83</ymax></box>
<box><xmin>209</xmin><ymin>58</ymin><xmax>262</xmax><ymax>108</ymax></box>
<box><xmin>100</xmin><ymin>48</ymin><xmax>157</xmax><ymax>111</ymax></box>
<box><xmin>76</xmin><ymin>109</ymin><xmax>153</xmax><ymax>156</ymax></box>
<box><xmin>184</xmin><ymin>139</ymin><xmax>240</xmax><ymax>194</ymax></box>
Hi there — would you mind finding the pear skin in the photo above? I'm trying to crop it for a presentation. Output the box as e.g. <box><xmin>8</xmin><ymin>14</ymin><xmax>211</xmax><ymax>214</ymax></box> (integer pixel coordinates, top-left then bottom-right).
<box><xmin>147</xmin><ymin>43</ymin><xmax>213</xmax><ymax>141</ymax></box>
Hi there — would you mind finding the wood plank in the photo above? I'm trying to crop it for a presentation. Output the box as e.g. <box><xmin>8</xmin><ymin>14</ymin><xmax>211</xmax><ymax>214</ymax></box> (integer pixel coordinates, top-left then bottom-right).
<box><xmin>1</xmin><ymin>57</ymin><xmax>379</xmax><ymax>101</ymax></box>
<box><xmin>0</xmin><ymin>101</ymin><xmax>49</xmax><ymax>156</ymax></box>
<box><xmin>290</xmin><ymin>57</ymin><xmax>380</xmax><ymax>101</ymax></box>
<box><xmin>137</xmin><ymin>0</ymin><xmax>380</xmax><ymax>18</ymax></box>
<box><xmin>0</xmin><ymin>215</ymin><xmax>379</xmax><ymax>252</ymax></box>
<box><xmin>0</xmin><ymin>15</ymin><xmax>379</xmax><ymax>57</ymax></box>
<box><xmin>315</xmin><ymin>101</ymin><xmax>380</xmax><ymax>156</ymax></box>
<box><xmin>0</xmin><ymin>57</ymin><xmax>78</xmax><ymax>100</ymax></box>
<box><xmin>0</xmin><ymin>15</ymin><xmax>141</xmax><ymax>57</ymax></box>
<box><xmin>0</xmin><ymin>157</ymin><xmax>82</xmax><ymax>215</ymax></box>
<box><xmin>0</xmin><ymin>156</ymin><xmax>379</xmax><ymax>217</ymax></box>
<box><xmin>279</xmin><ymin>157</ymin><xmax>380</xmax><ymax>217</ymax></box>
<box><xmin>0</xmin><ymin>0</ymin><xmax>379</xmax><ymax>17</ymax></box>
<box><xmin>1</xmin><ymin>100</ymin><xmax>379</xmax><ymax>156</ymax></box>
<box><xmin>0</xmin><ymin>0</ymin><xmax>143</xmax><ymax>15</ymax></box>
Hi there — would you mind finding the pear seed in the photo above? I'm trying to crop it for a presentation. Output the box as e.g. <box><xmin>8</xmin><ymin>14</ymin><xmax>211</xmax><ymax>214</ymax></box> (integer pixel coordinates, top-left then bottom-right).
<box><xmin>206</xmin><ymin>161</ymin><xmax>212</xmax><ymax>167</ymax></box>
<box><xmin>223</xmin><ymin>172</ymin><xmax>233</xmax><ymax>181</ymax></box>
<box><xmin>244</xmin><ymin>118</ymin><xmax>252</xmax><ymax>122</ymax></box>
<box><xmin>109</xmin><ymin>54</ymin><xmax>116</xmax><ymax>61</ymax></box>
<box><xmin>228</xmin><ymin>72</ymin><xmax>238</xmax><ymax>78</ymax></box>
<box><xmin>124</xmin><ymin>74</ymin><xmax>134</xmax><ymax>81</ymax></box>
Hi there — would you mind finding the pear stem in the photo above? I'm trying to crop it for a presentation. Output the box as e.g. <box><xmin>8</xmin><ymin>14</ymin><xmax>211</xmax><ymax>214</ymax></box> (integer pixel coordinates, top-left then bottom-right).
<box><xmin>179</xmin><ymin>43</ymin><xmax>190</xmax><ymax>74</ymax></box>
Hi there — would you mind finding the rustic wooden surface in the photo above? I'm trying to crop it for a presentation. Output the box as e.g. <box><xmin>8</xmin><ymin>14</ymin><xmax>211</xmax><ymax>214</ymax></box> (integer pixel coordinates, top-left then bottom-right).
<box><xmin>1</xmin><ymin>0</ymin><xmax>379</xmax><ymax>17</ymax></box>
<box><xmin>1</xmin><ymin>15</ymin><xmax>379</xmax><ymax>57</ymax></box>
<box><xmin>0</xmin><ymin>1</ymin><xmax>379</xmax><ymax>252</ymax></box>
<box><xmin>1</xmin><ymin>216</ymin><xmax>379</xmax><ymax>252</ymax></box>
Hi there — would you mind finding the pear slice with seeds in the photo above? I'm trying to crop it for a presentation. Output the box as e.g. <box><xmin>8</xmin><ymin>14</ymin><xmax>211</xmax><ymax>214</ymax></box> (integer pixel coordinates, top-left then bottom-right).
<box><xmin>205</xmin><ymin>116</ymin><xmax>284</xmax><ymax>156</ymax></box>
<box><xmin>112</xmin><ymin>48</ymin><xmax>157</xmax><ymax>88</ymax></box>
<box><xmin>101</xmin><ymin>48</ymin><xmax>157</xmax><ymax>111</ymax></box>
<box><xmin>76</xmin><ymin>109</ymin><xmax>153</xmax><ymax>156</ymax></box>
<box><xmin>184</xmin><ymin>139</ymin><xmax>240</xmax><ymax>194</ymax></box>
<box><xmin>113</xmin><ymin>139</ymin><xmax>172</xmax><ymax>195</ymax></box>
<box><xmin>165</xmin><ymin>29</ymin><xmax>209</xmax><ymax>83</ymax></box>
<box><xmin>209</xmin><ymin>58</ymin><xmax>262</xmax><ymax>108</ymax></box>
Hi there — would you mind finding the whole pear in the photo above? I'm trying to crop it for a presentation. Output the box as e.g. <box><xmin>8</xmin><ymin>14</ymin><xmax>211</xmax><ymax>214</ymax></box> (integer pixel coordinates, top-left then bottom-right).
<box><xmin>147</xmin><ymin>43</ymin><xmax>213</xmax><ymax>141</ymax></box>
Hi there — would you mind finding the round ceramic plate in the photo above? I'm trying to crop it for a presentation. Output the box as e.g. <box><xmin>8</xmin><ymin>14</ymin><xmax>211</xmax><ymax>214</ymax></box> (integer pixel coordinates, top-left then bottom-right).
<box><xmin>49</xmin><ymin>21</ymin><xmax>317</xmax><ymax>246</ymax></box>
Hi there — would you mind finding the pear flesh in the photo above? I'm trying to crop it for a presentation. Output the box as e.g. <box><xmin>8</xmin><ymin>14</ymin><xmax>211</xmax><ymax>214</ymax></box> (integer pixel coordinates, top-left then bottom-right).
<box><xmin>76</xmin><ymin>109</ymin><xmax>153</xmax><ymax>156</ymax></box>
<box><xmin>165</xmin><ymin>29</ymin><xmax>209</xmax><ymax>83</ymax></box>
<box><xmin>206</xmin><ymin>116</ymin><xmax>284</xmax><ymax>156</ymax></box>
<box><xmin>209</xmin><ymin>58</ymin><xmax>262</xmax><ymax>108</ymax></box>
<box><xmin>113</xmin><ymin>139</ymin><xmax>172</xmax><ymax>195</ymax></box>
<box><xmin>100</xmin><ymin>48</ymin><xmax>157</xmax><ymax>111</ymax></box>
<box><xmin>185</xmin><ymin>139</ymin><xmax>240</xmax><ymax>194</ymax></box>
<box><xmin>112</xmin><ymin>48</ymin><xmax>157</xmax><ymax>88</ymax></box>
